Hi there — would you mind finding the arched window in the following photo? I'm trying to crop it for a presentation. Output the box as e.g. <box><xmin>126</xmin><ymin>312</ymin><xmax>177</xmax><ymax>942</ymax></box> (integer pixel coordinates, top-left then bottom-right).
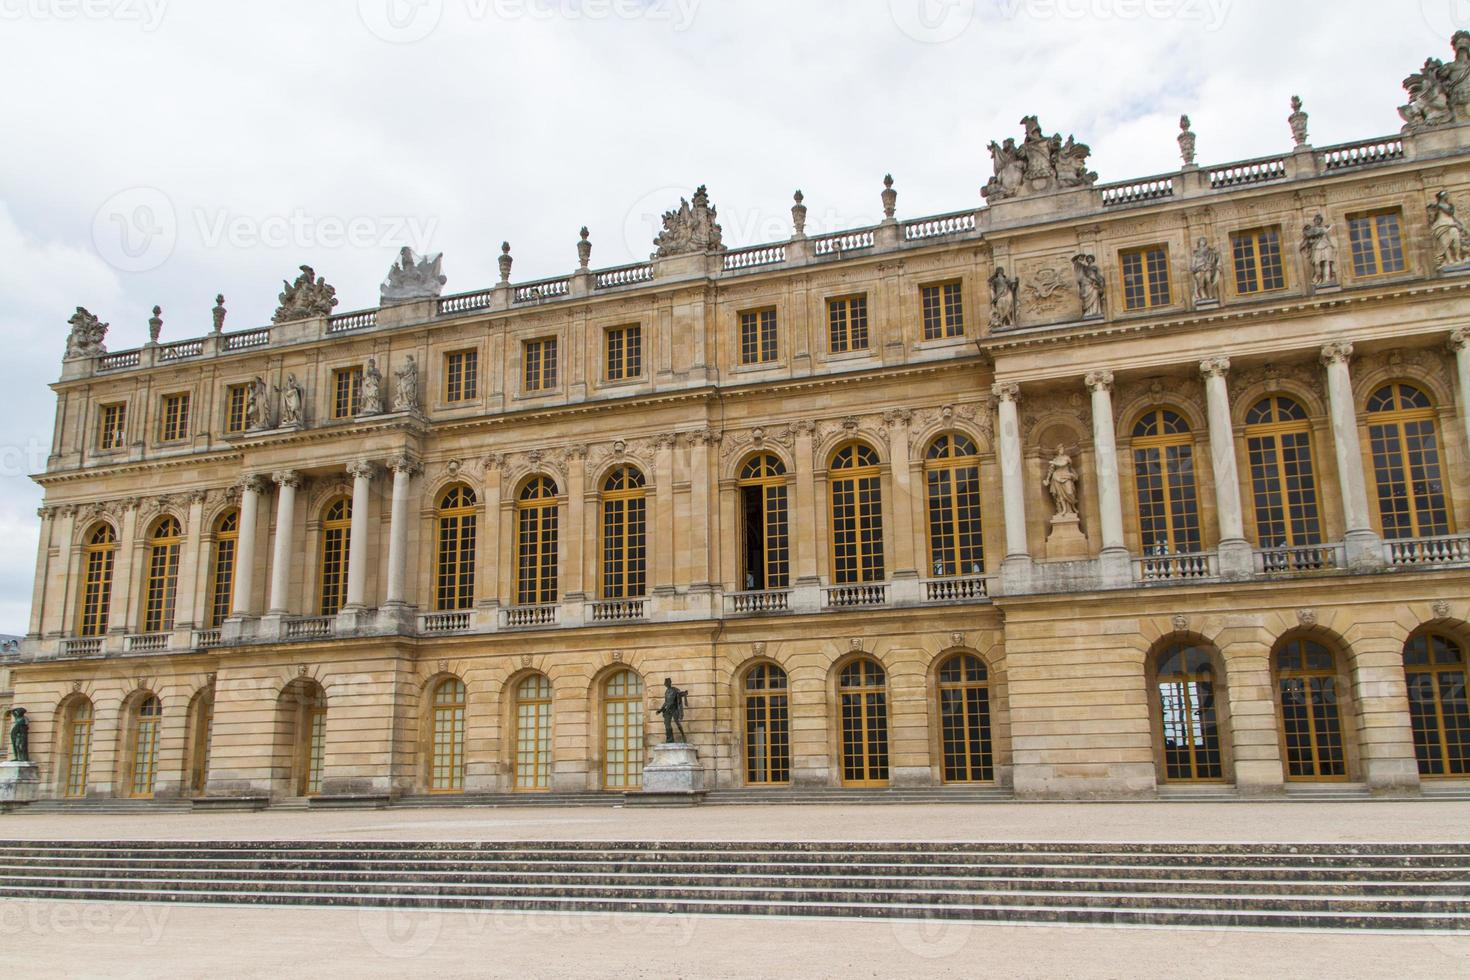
<box><xmin>1403</xmin><ymin>633</ymin><xmax>1469</xmax><ymax>776</ymax></box>
<box><xmin>742</xmin><ymin>663</ymin><xmax>789</xmax><ymax>784</ymax></box>
<box><xmin>830</xmin><ymin>444</ymin><xmax>885</xmax><ymax>584</ymax></box>
<box><xmin>738</xmin><ymin>455</ymin><xmax>789</xmax><ymax>592</ymax></box>
<box><xmin>1245</xmin><ymin>397</ymin><xmax>1323</xmax><ymax>555</ymax></box>
<box><xmin>601</xmin><ymin>467</ymin><xmax>647</xmax><ymax>599</ymax></box>
<box><xmin>429</xmin><ymin>677</ymin><xmax>466</xmax><ymax>793</ymax></box>
<box><xmin>207</xmin><ymin>510</ymin><xmax>239</xmax><ymax>629</ymax></box>
<box><xmin>517</xmin><ymin>478</ymin><xmax>559</xmax><ymax>606</ymax></box>
<box><xmin>938</xmin><ymin>653</ymin><xmax>994</xmax><ymax>783</ymax></box>
<box><xmin>78</xmin><ymin>524</ymin><xmax>116</xmax><ymax>637</ymax></box>
<box><xmin>925</xmin><ymin>434</ymin><xmax>984</xmax><ymax>579</ymax></box>
<box><xmin>319</xmin><ymin>497</ymin><xmax>352</xmax><ymax>616</ymax></box>
<box><xmin>602</xmin><ymin>669</ymin><xmax>645</xmax><ymax>789</ymax></box>
<box><xmin>838</xmin><ymin>658</ymin><xmax>889</xmax><ymax>785</ymax></box>
<box><xmin>61</xmin><ymin>698</ymin><xmax>93</xmax><ymax>799</ymax></box>
<box><xmin>1132</xmin><ymin>409</ymin><xmax>1201</xmax><ymax>555</ymax></box>
<box><xmin>1275</xmin><ymin>638</ymin><xmax>1346</xmax><ymax>780</ymax></box>
<box><xmin>142</xmin><ymin>517</ymin><xmax>182</xmax><ymax>634</ymax></box>
<box><xmin>1155</xmin><ymin>644</ymin><xmax>1223</xmax><ymax>781</ymax></box>
<box><xmin>435</xmin><ymin>485</ymin><xmax>478</xmax><ymax>611</ymax></box>
<box><xmin>129</xmin><ymin>695</ymin><xmax>162</xmax><ymax>798</ymax></box>
<box><xmin>1367</xmin><ymin>384</ymin><xmax>1451</xmax><ymax>539</ymax></box>
<box><xmin>187</xmin><ymin>687</ymin><xmax>214</xmax><ymax>796</ymax></box>
<box><xmin>514</xmin><ymin>673</ymin><xmax>553</xmax><ymax>791</ymax></box>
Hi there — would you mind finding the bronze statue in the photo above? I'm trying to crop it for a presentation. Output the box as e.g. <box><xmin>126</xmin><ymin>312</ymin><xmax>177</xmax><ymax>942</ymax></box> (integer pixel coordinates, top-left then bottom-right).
<box><xmin>654</xmin><ymin>677</ymin><xmax>689</xmax><ymax>743</ymax></box>
<box><xmin>8</xmin><ymin>707</ymin><xmax>28</xmax><ymax>764</ymax></box>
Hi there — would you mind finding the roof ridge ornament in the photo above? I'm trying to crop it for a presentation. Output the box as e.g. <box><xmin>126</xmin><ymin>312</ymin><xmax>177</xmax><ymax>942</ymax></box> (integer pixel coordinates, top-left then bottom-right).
<box><xmin>272</xmin><ymin>264</ymin><xmax>339</xmax><ymax>323</ymax></box>
<box><xmin>380</xmin><ymin>247</ymin><xmax>446</xmax><ymax>304</ymax></box>
<box><xmin>983</xmin><ymin>116</ymin><xmax>1097</xmax><ymax>203</ymax></box>
<box><xmin>653</xmin><ymin>185</ymin><xmax>724</xmax><ymax>258</ymax></box>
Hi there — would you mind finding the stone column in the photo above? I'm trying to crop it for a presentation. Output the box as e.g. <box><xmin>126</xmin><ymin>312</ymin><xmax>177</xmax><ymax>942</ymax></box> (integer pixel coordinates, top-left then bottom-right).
<box><xmin>26</xmin><ymin>507</ymin><xmax>54</xmax><ymax>639</ymax></box>
<box><xmin>344</xmin><ymin>461</ymin><xmax>377</xmax><ymax>612</ymax></box>
<box><xmin>993</xmin><ymin>383</ymin><xmax>1033</xmax><ymax>593</ymax></box>
<box><xmin>688</xmin><ymin>430</ymin><xmax>717</xmax><ymax>595</ymax></box>
<box><xmin>172</xmin><ymin>490</ymin><xmax>208</xmax><ymax>631</ymax></box>
<box><xmin>1200</xmin><ymin>357</ymin><xmax>1253</xmax><ymax>578</ymax></box>
<box><xmin>266</xmin><ymin>471</ymin><xmax>301</xmax><ymax>616</ymax></box>
<box><xmin>1085</xmin><ymin>370</ymin><xmax>1131</xmax><ymax>586</ymax></box>
<box><xmin>1450</xmin><ymin>329</ymin><xmax>1470</xmax><ymax>458</ymax></box>
<box><xmin>1321</xmin><ymin>342</ymin><xmax>1382</xmax><ymax>568</ymax></box>
<box><xmin>230</xmin><ymin>477</ymin><xmax>265</xmax><ymax>619</ymax></box>
<box><xmin>382</xmin><ymin>456</ymin><xmax>420</xmax><ymax>616</ymax></box>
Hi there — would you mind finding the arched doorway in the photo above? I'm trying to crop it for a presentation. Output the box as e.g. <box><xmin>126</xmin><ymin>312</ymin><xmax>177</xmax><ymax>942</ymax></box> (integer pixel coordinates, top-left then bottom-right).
<box><xmin>1273</xmin><ymin>637</ymin><xmax>1348</xmax><ymax>780</ymax></box>
<box><xmin>601</xmin><ymin>669</ymin><xmax>644</xmax><ymax>790</ymax></box>
<box><xmin>742</xmin><ymin>663</ymin><xmax>790</xmax><ymax>785</ymax></box>
<box><xmin>126</xmin><ymin>694</ymin><xmax>162</xmax><ymax>799</ymax></box>
<box><xmin>1153</xmin><ymin>643</ymin><xmax>1226</xmax><ymax>782</ymax></box>
<box><xmin>278</xmin><ymin>679</ymin><xmax>327</xmax><ymax>797</ymax></box>
<box><xmin>514</xmin><ymin>673</ymin><xmax>553</xmax><ymax>791</ymax></box>
<box><xmin>58</xmin><ymin>697</ymin><xmax>94</xmax><ymax>799</ymax></box>
<box><xmin>186</xmin><ymin>686</ymin><xmax>215</xmax><ymax>796</ymax></box>
<box><xmin>937</xmin><ymin>652</ymin><xmax>994</xmax><ymax>783</ymax></box>
<box><xmin>428</xmin><ymin>677</ymin><xmax>466</xmax><ymax>793</ymax></box>
<box><xmin>1403</xmin><ymin>632</ymin><xmax>1469</xmax><ymax>777</ymax></box>
<box><xmin>838</xmin><ymin>658</ymin><xmax>889</xmax><ymax>786</ymax></box>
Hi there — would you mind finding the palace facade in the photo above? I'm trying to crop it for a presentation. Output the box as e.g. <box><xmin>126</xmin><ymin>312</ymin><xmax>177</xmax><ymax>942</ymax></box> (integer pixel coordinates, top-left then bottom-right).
<box><xmin>11</xmin><ymin>38</ymin><xmax>1470</xmax><ymax>804</ymax></box>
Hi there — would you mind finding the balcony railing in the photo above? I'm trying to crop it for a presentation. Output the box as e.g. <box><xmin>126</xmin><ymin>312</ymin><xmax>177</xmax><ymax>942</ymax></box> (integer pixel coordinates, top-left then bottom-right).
<box><xmin>1385</xmin><ymin>534</ymin><xmax>1470</xmax><ymax>568</ymax></box>
<box><xmin>284</xmin><ymin>616</ymin><xmax>333</xmax><ymax>639</ymax></box>
<box><xmin>437</xmin><ymin>289</ymin><xmax>496</xmax><ymax>316</ymax></box>
<box><xmin>501</xmin><ymin>604</ymin><xmax>558</xmax><ymax>629</ymax></box>
<box><xmin>61</xmin><ymin>637</ymin><xmax>103</xmax><ymax>657</ymax></box>
<box><xmin>157</xmin><ymin>339</ymin><xmax>205</xmax><ymax>362</ymax></box>
<box><xmin>594</xmin><ymin>263</ymin><xmax>654</xmax><ymax>289</ymax></box>
<box><xmin>420</xmin><ymin>611</ymin><xmax>473</xmax><ymax>634</ymax></box>
<box><xmin>723</xmin><ymin>244</ymin><xmax>786</xmax><ymax>272</ymax></box>
<box><xmin>222</xmin><ymin>327</ymin><xmax>270</xmax><ymax>351</ymax></box>
<box><xmin>1321</xmin><ymin>137</ymin><xmax>1404</xmax><ymax>171</ymax></box>
<box><xmin>192</xmin><ymin>629</ymin><xmax>223</xmax><ymax>649</ymax></box>
<box><xmin>727</xmin><ymin>589</ymin><xmax>791</xmax><ymax>614</ymax></box>
<box><xmin>123</xmin><ymin>632</ymin><xmax>170</xmax><ymax>653</ymax></box>
<box><xmin>326</xmin><ymin>309</ymin><xmax>377</xmax><ymax>333</ymax></box>
<box><xmin>1255</xmin><ymin>543</ymin><xmax>1346</xmax><ymax>574</ymax></box>
<box><xmin>514</xmin><ymin>277</ymin><xmax>571</xmax><ymax>304</ymax></box>
<box><xmin>823</xmin><ymin>583</ymin><xmax>889</xmax><ymax>608</ymax></box>
<box><xmin>923</xmin><ymin>576</ymin><xmax>991</xmax><ymax>602</ymax></box>
<box><xmin>1134</xmin><ymin>552</ymin><xmax>1217</xmax><ymax>583</ymax></box>
<box><xmin>590</xmin><ymin>598</ymin><xmax>647</xmax><ymax>623</ymax></box>
<box><xmin>903</xmin><ymin>211</ymin><xmax>977</xmax><ymax>241</ymax></box>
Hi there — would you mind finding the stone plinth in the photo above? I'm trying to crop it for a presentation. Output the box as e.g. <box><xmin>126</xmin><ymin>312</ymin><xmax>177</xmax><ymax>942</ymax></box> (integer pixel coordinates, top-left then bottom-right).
<box><xmin>641</xmin><ymin>742</ymin><xmax>704</xmax><ymax>795</ymax></box>
<box><xmin>1044</xmin><ymin>515</ymin><xmax>1089</xmax><ymax>561</ymax></box>
<box><xmin>0</xmin><ymin>762</ymin><xmax>39</xmax><ymax>804</ymax></box>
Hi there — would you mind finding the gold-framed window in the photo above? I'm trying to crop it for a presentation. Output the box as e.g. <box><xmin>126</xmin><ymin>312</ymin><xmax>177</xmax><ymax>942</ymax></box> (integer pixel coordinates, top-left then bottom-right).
<box><xmin>524</xmin><ymin>337</ymin><xmax>558</xmax><ymax>392</ymax></box>
<box><xmin>141</xmin><ymin>517</ymin><xmax>182</xmax><ymax>634</ymax></box>
<box><xmin>938</xmin><ymin>653</ymin><xmax>994</xmax><ymax>783</ymax></box>
<box><xmin>743</xmin><ymin>663</ymin><xmax>790</xmax><ymax>785</ymax></box>
<box><xmin>739</xmin><ymin>308</ymin><xmax>778</xmax><ymax>365</ymax></box>
<box><xmin>1156</xmin><ymin>644</ymin><xmax>1223</xmax><ymax>781</ymax></box>
<box><xmin>207</xmin><ymin>510</ymin><xmax>239</xmax><ymax>629</ymax></box>
<box><xmin>829</xmin><ymin>443</ymin><xmax>885</xmax><ymax>584</ymax></box>
<box><xmin>827</xmin><ymin>295</ymin><xmax>869</xmax><ymax>354</ymax></box>
<box><xmin>1403</xmin><ymin>633</ymin><xmax>1470</xmax><ymax>777</ymax></box>
<box><xmin>225</xmin><ymin>384</ymin><xmax>250</xmax><ymax>434</ymax></box>
<box><xmin>188</xmin><ymin>690</ymin><xmax>214</xmax><ymax>796</ymax></box>
<box><xmin>63</xmin><ymin>699</ymin><xmax>93</xmax><ymax>798</ymax></box>
<box><xmin>600</xmin><ymin>465</ymin><xmax>647</xmax><ymax>599</ymax></box>
<box><xmin>1120</xmin><ymin>245</ymin><xmax>1171</xmax><ymax>311</ymax></box>
<box><xmin>129</xmin><ymin>695</ymin><xmax>162</xmax><ymax>798</ymax></box>
<box><xmin>318</xmin><ymin>497</ymin><xmax>352</xmax><ymax>616</ymax></box>
<box><xmin>159</xmin><ymin>392</ymin><xmax>191</xmax><ymax>443</ymax></box>
<box><xmin>304</xmin><ymin>696</ymin><xmax>326</xmax><ymax>796</ymax></box>
<box><xmin>1244</xmin><ymin>396</ymin><xmax>1322</xmax><ymax>550</ymax></box>
<box><xmin>838</xmin><ymin>658</ymin><xmax>889</xmax><ymax>786</ymax></box>
<box><xmin>98</xmin><ymin>402</ymin><xmax>127</xmax><ymax>451</ymax></box>
<box><xmin>77</xmin><ymin>523</ymin><xmax>116</xmax><ymax>637</ymax></box>
<box><xmin>444</xmin><ymin>349</ymin><xmax>479</xmax><ymax>403</ymax></box>
<box><xmin>1131</xmin><ymin>408</ymin><xmax>1201</xmax><ymax>555</ymax></box>
<box><xmin>331</xmin><ymin>367</ymin><xmax>362</xmax><ymax>419</ymax></box>
<box><xmin>1347</xmin><ymin>209</ymin><xmax>1406</xmax><ymax>278</ymax></box>
<box><xmin>515</xmin><ymin>673</ymin><xmax>553</xmax><ymax>791</ymax></box>
<box><xmin>602</xmin><ymin>669</ymin><xmax>645</xmax><ymax>790</ymax></box>
<box><xmin>1230</xmin><ymin>227</ymin><xmax>1286</xmax><ymax>295</ymax></box>
<box><xmin>434</xmin><ymin>484</ymin><xmax>477</xmax><ymax>611</ymax></box>
<box><xmin>1275</xmin><ymin>638</ymin><xmax>1347</xmax><ymax>781</ymax></box>
<box><xmin>1366</xmin><ymin>383</ymin><xmax>1451</xmax><ymax>540</ymax></box>
<box><xmin>429</xmin><ymin>677</ymin><xmax>466</xmax><ymax>793</ymax></box>
<box><xmin>920</xmin><ymin>281</ymin><xmax>964</xmax><ymax>340</ymax></box>
<box><xmin>924</xmin><ymin>434</ymin><xmax>984</xmax><ymax>578</ymax></box>
<box><xmin>605</xmin><ymin>324</ymin><xmax>642</xmax><ymax>381</ymax></box>
<box><xmin>738</xmin><ymin>455</ymin><xmax>789</xmax><ymax>591</ymax></box>
<box><xmin>516</xmin><ymin>477</ymin><xmax>559</xmax><ymax>606</ymax></box>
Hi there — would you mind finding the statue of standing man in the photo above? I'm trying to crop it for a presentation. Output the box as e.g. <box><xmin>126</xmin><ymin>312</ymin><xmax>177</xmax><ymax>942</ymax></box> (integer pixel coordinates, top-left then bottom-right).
<box><xmin>9</xmin><ymin>708</ymin><xmax>28</xmax><ymax>764</ymax></box>
<box><xmin>655</xmin><ymin>678</ymin><xmax>689</xmax><ymax>744</ymax></box>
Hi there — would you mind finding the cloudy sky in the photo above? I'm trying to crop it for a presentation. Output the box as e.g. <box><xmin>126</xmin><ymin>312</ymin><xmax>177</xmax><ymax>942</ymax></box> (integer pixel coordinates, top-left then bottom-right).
<box><xmin>0</xmin><ymin>0</ymin><xmax>1461</xmax><ymax>633</ymax></box>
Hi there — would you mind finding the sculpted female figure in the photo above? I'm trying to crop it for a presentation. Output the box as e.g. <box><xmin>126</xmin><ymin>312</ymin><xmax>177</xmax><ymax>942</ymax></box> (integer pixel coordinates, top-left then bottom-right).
<box><xmin>1044</xmin><ymin>445</ymin><xmax>1079</xmax><ymax>519</ymax></box>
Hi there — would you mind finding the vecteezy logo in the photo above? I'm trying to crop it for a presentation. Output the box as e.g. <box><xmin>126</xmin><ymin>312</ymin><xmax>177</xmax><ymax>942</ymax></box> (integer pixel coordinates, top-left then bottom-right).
<box><xmin>1421</xmin><ymin>0</ymin><xmax>1470</xmax><ymax>40</ymax></box>
<box><xmin>356</xmin><ymin>904</ymin><xmax>446</xmax><ymax>958</ymax></box>
<box><xmin>358</xmin><ymin>0</ymin><xmax>444</xmax><ymax>43</ymax></box>
<box><xmin>889</xmin><ymin>0</ymin><xmax>976</xmax><ymax>44</ymax></box>
<box><xmin>92</xmin><ymin>186</ymin><xmax>177</xmax><ymax>273</ymax></box>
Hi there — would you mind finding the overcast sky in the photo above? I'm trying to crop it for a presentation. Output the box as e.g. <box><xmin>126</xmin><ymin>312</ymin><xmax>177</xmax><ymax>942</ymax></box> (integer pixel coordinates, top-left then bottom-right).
<box><xmin>0</xmin><ymin>0</ymin><xmax>1461</xmax><ymax>633</ymax></box>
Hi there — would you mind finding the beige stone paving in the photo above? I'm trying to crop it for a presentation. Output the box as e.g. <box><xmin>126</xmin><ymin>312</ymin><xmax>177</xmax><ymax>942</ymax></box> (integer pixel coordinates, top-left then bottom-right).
<box><xmin>2</xmin><ymin>800</ymin><xmax>1470</xmax><ymax>843</ymax></box>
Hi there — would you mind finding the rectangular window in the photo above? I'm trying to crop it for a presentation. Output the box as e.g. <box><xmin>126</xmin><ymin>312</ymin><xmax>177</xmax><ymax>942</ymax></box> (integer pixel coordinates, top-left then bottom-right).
<box><xmin>332</xmin><ymin>367</ymin><xmax>362</xmax><ymax>419</ymax></box>
<box><xmin>1230</xmin><ymin>227</ymin><xmax>1286</xmax><ymax>295</ymax></box>
<box><xmin>605</xmin><ymin>324</ymin><xmax>642</xmax><ymax>382</ymax></box>
<box><xmin>98</xmin><ymin>403</ymin><xmax>127</xmax><ymax>451</ymax></box>
<box><xmin>444</xmin><ymin>349</ymin><xmax>478</xmax><ymax>403</ymax></box>
<box><xmin>524</xmin><ymin>337</ymin><xmax>558</xmax><ymax>393</ymax></box>
<box><xmin>1120</xmin><ymin>245</ymin><xmax>1172</xmax><ymax>311</ymax></box>
<box><xmin>740</xmin><ymin>308</ymin><xmax>778</xmax><ymax>365</ymax></box>
<box><xmin>828</xmin><ymin>295</ymin><xmax>869</xmax><ymax>354</ymax></box>
<box><xmin>160</xmin><ymin>393</ymin><xmax>190</xmax><ymax>442</ymax></box>
<box><xmin>920</xmin><ymin>282</ymin><xmax>964</xmax><ymax>340</ymax></box>
<box><xmin>225</xmin><ymin>384</ymin><xmax>249</xmax><ymax>434</ymax></box>
<box><xmin>1348</xmin><ymin>209</ymin><xmax>1406</xmax><ymax>278</ymax></box>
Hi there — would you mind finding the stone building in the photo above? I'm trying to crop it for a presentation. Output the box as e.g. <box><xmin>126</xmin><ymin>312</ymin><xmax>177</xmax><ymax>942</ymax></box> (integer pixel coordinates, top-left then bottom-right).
<box><xmin>13</xmin><ymin>37</ymin><xmax>1470</xmax><ymax>803</ymax></box>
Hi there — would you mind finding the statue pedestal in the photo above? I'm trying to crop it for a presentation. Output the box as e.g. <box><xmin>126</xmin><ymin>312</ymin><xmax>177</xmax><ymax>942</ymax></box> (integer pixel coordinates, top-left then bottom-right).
<box><xmin>1045</xmin><ymin>514</ymin><xmax>1089</xmax><ymax>561</ymax></box>
<box><xmin>634</xmin><ymin>743</ymin><xmax>705</xmax><ymax>804</ymax></box>
<box><xmin>0</xmin><ymin>762</ymin><xmax>39</xmax><ymax>805</ymax></box>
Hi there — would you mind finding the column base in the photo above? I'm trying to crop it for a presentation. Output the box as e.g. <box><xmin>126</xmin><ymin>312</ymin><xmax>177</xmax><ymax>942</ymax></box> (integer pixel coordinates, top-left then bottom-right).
<box><xmin>335</xmin><ymin>606</ymin><xmax>376</xmax><ymax>635</ymax></box>
<box><xmin>1097</xmin><ymin>547</ymin><xmax>1133</xmax><ymax>588</ymax></box>
<box><xmin>1013</xmin><ymin>762</ymin><xmax>1158</xmax><ymax>800</ymax></box>
<box><xmin>1365</xmin><ymin>757</ymin><xmax>1421</xmax><ymax>795</ymax></box>
<box><xmin>375</xmin><ymin>604</ymin><xmax>416</xmax><ymax>633</ymax></box>
<box><xmin>1344</xmin><ymin>529</ymin><xmax>1385</xmax><ymax>570</ymax></box>
<box><xmin>1217</xmin><ymin>538</ymin><xmax>1255</xmax><ymax>580</ymax></box>
<box><xmin>999</xmin><ymin>555</ymin><xmax>1035</xmax><ymax>596</ymax></box>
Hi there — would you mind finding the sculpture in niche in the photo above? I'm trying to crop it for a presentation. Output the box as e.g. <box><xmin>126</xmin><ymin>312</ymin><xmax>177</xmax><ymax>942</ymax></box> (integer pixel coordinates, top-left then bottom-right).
<box><xmin>1300</xmin><ymin>214</ymin><xmax>1339</xmax><ymax>286</ymax></box>
<box><xmin>272</xmin><ymin>265</ymin><xmax>338</xmax><ymax>323</ymax></box>
<box><xmin>360</xmin><ymin>359</ymin><xmax>384</xmax><ymax>415</ymax></box>
<box><xmin>988</xmin><ymin>266</ymin><xmax>1019</xmax><ymax>329</ymax></box>
<box><xmin>1427</xmin><ymin>191</ymin><xmax>1470</xmax><ymax>270</ymax></box>
<box><xmin>64</xmin><ymin>307</ymin><xmax>108</xmax><ymax>360</ymax></box>
<box><xmin>1189</xmin><ymin>238</ymin><xmax>1221</xmax><ymax>304</ymax></box>
<box><xmin>982</xmin><ymin>117</ymin><xmax>1097</xmax><ymax>202</ymax></box>
<box><xmin>1288</xmin><ymin>96</ymin><xmax>1310</xmax><ymax>147</ymax></box>
<box><xmin>394</xmin><ymin>355</ymin><xmax>419</xmax><ymax>413</ymax></box>
<box><xmin>247</xmin><ymin>375</ymin><xmax>272</xmax><ymax>431</ymax></box>
<box><xmin>1072</xmin><ymin>253</ymin><xmax>1105</xmax><ymax>318</ymax></box>
<box><xmin>653</xmin><ymin>185</ymin><xmax>724</xmax><ymax>257</ymax></box>
<box><xmin>380</xmin><ymin>247</ymin><xmax>446</xmax><ymax>303</ymax></box>
<box><xmin>1043</xmin><ymin>445</ymin><xmax>1079</xmax><ymax>519</ymax></box>
<box><xmin>1177</xmin><ymin>115</ymin><xmax>1196</xmax><ymax>167</ymax></box>
<box><xmin>280</xmin><ymin>373</ymin><xmax>304</xmax><ymax>427</ymax></box>
<box><xmin>211</xmin><ymin>294</ymin><xmax>227</xmax><ymax>333</ymax></box>
<box><xmin>654</xmin><ymin>678</ymin><xmax>689</xmax><ymax>743</ymax></box>
<box><xmin>1399</xmin><ymin>33</ymin><xmax>1470</xmax><ymax>130</ymax></box>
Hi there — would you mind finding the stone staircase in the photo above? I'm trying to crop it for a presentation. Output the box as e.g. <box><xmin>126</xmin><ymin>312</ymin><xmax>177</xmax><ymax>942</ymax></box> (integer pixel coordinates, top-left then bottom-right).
<box><xmin>0</xmin><ymin>840</ymin><xmax>1465</xmax><ymax>930</ymax></box>
<box><xmin>17</xmin><ymin>799</ymin><xmax>195</xmax><ymax>816</ymax></box>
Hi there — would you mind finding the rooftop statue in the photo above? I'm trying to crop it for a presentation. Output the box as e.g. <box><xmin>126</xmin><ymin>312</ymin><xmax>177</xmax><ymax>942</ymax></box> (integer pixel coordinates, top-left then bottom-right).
<box><xmin>654</xmin><ymin>185</ymin><xmax>724</xmax><ymax>257</ymax></box>
<box><xmin>1399</xmin><ymin>32</ymin><xmax>1470</xmax><ymax>130</ymax></box>
<box><xmin>380</xmin><ymin>247</ymin><xmax>447</xmax><ymax>303</ymax></box>
<box><xmin>63</xmin><ymin>307</ymin><xmax>109</xmax><ymax>360</ymax></box>
<box><xmin>983</xmin><ymin>117</ymin><xmax>1097</xmax><ymax>202</ymax></box>
<box><xmin>272</xmin><ymin>264</ymin><xmax>339</xmax><ymax>323</ymax></box>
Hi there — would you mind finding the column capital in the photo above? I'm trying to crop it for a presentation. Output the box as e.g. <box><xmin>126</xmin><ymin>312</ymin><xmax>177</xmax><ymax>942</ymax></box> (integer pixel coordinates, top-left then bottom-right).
<box><xmin>1084</xmin><ymin>370</ymin><xmax>1114</xmax><ymax>393</ymax></box>
<box><xmin>793</xmin><ymin>419</ymin><xmax>817</xmax><ymax>437</ymax></box>
<box><xmin>346</xmin><ymin>460</ymin><xmax>379</xmax><ymax>481</ymax></box>
<box><xmin>271</xmin><ymin>470</ymin><xmax>302</xmax><ymax>490</ymax></box>
<box><xmin>1320</xmin><ymin>341</ymin><xmax>1354</xmax><ymax>366</ymax></box>
<box><xmin>688</xmin><ymin>428</ymin><xmax>722</xmax><ymax>447</ymax></box>
<box><xmin>882</xmin><ymin>408</ymin><xmax>912</xmax><ymax>429</ymax></box>
<box><xmin>1449</xmin><ymin>328</ymin><xmax>1468</xmax><ymax>352</ymax></box>
<box><xmin>653</xmin><ymin>433</ymin><xmax>679</xmax><ymax>452</ymax></box>
<box><xmin>991</xmin><ymin>382</ymin><xmax>1021</xmax><ymax>404</ymax></box>
<box><xmin>1199</xmin><ymin>356</ymin><xmax>1231</xmax><ymax>379</ymax></box>
<box><xmin>387</xmin><ymin>454</ymin><xmax>423</xmax><ymax>477</ymax></box>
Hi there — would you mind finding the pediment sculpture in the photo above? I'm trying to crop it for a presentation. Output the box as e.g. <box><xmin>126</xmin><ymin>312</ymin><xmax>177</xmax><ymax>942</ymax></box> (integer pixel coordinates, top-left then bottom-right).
<box><xmin>272</xmin><ymin>264</ymin><xmax>339</xmax><ymax>323</ymax></box>
<box><xmin>983</xmin><ymin>116</ymin><xmax>1098</xmax><ymax>202</ymax></box>
<box><xmin>380</xmin><ymin>247</ymin><xmax>447</xmax><ymax>303</ymax></box>
<box><xmin>654</xmin><ymin>185</ymin><xmax>724</xmax><ymax>257</ymax></box>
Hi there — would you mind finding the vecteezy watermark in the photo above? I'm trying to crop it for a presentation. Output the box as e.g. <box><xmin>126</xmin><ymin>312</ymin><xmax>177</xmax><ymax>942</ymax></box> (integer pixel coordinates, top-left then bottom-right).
<box><xmin>193</xmin><ymin>208</ymin><xmax>439</xmax><ymax>254</ymax></box>
<box><xmin>92</xmin><ymin>187</ymin><xmax>177</xmax><ymax>274</ymax></box>
<box><xmin>889</xmin><ymin>0</ymin><xmax>977</xmax><ymax>44</ymax></box>
<box><xmin>0</xmin><ymin>438</ymin><xmax>51</xmax><ymax>479</ymax></box>
<box><xmin>1421</xmin><ymin>0</ymin><xmax>1470</xmax><ymax>41</ymax></box>
<box><xmin>357</xmin><ymin>906</ymin><xmax>700</xmax><ymax>958</ymax></box>
<box><xmin>358</xmin><ymin>0</ymin><xmax>700</xmax><ymax>43</ymax></box>
<box><xmin>0</xmin><ymin>0</ymin><xmax>168</xmax><ymax>30</ymax></box>
<box><xmin>0</xmin><ymin>902</ymin><xmax>170</xmax><ymax>945</ymax></box>
<box><xmin>995</xmin><ymin>0</ymin><xmax>1232</xmax><ymax>32</ymax></box>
